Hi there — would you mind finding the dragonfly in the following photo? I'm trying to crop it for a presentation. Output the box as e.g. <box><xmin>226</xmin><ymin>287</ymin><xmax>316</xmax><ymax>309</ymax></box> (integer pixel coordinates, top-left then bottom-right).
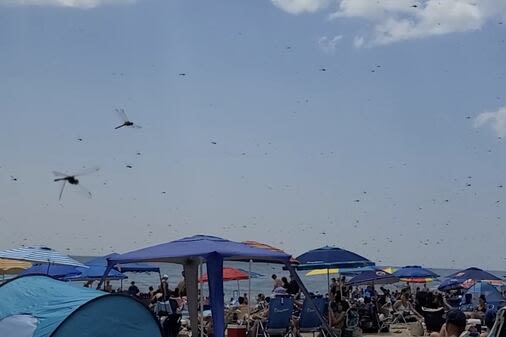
<box><xmin>114</xmin><ymin>108</ymin><xmax>142</xmax><ymax>129</ymax></box>
<box><xmin>53</xmin><ymin>167</ymin><xmax>99</xmax><ymax>200</ymax></box>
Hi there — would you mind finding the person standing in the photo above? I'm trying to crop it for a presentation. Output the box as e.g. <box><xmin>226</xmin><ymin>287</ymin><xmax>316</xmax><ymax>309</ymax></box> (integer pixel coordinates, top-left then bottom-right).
<box><xmin>287</xmin><ymin>275</ymin><xmax>300</xmax><ymax>296</ymax></box>
<box><xmin>177</xmin><ymin>270</ymin><xmax>187</xmax><ymax>297</ymax></box>
<box><xmin>128</xmin><ymin>281</ymin><xmax>139</xmax><ymax>296</ymax></box>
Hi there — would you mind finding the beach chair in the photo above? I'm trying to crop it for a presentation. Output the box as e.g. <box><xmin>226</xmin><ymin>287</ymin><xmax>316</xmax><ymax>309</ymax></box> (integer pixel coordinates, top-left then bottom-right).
<box><xmin>299</xmin><ymin>297</ymin><xmax>329</xmax><ymax>337</ymax></box>
<box><xmin>342</xmin><ymin>308</ymin><xmax>360</xmax><ymax>337</ymax></box>
<box><xmin>258</xmin><ymin>296</ymin><xmax>294</xmax><ymax>337</ymax></box>
<box><xmin>487</xmin><ymin>306</ymin><xmax>506</xmax><ymax>337</ymax></box>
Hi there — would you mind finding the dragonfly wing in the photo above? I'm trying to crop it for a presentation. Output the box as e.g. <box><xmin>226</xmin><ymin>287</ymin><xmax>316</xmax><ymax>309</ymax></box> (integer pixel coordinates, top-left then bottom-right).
<box><xmin>75</xmin><ymin>166</ymin><xmax>100</xmax><ymax>177</ymax></box>
<box><xmin>53</xmin><ymin>171</ymin><xmax>68</xmax><ymax>177</ymax></box>
<box><xmin>131</xmin><ymin>123</ymin><xmax>142</xmax><ymax>129</ymax></box>
<box><xmin>76</xmin><ymin>184</ymin><xmax>93</xmax><ymax>199</ymax></box>
<box><xmin>115</xmin><ymin>108</ymin><xmax>129</xmax><ymax>122</ymax></box>
<box><xmin>59</xmin><ymin>181</ymin><xmax>66</xmax><ymax>200</ymax></box>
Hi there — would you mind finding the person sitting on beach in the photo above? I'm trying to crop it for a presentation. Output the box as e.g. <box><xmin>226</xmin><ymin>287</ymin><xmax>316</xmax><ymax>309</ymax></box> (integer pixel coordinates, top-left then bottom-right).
<box><xmin>272</xmin><ymin>274</ymin><xmax>283</xmax><ymax>291</ymax></box>
<box><xmin>287</xmin><ymin>275</ymin><xmax>300</xmax><ymax>297</ymax></box>
<box><xmin>281</xmin><ymin>276</ymin><xmax>290</xmax><ymax>290</ymax></box>
<box><xmin>255</xmin><ymin>293</ymin><xmax>267</xmax><ymax>310</ymax></box>
<box><xmin>393</xmin><ymin>293</ymin><xmax>423</xmax><ymax>322</ymax></box>
<box><xmin>471</xmin><ymin>295</ymin><xmax>487</xmax><ymax>319</ymax></box>
<box><xmin>128</xmin><ymin>281</ymin><xmax>140</xmax><ymax>297</ymax></box>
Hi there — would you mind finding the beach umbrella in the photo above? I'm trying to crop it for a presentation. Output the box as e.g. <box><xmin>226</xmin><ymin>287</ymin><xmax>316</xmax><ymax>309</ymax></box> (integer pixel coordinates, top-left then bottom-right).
<box><xmin>20</xmin><ymin>264</ymin><xmax>82</xmax><ymax>278</ymax></box>
<box><xmin>382</xmin><ymin>267</ymin><xmax>397</xmax><ymax>274</ymax></box>
<box><xmin>347</xmin><ymin>270</ymin><xmax>400</xmax><ymax>286</ymax></box>
<box><xmin>20</xmin><ymin>263</ymin><xmax>126</xmax><ymax>281</ymax></box>
<box><xmin>0</xmin><ymin>258</ymin><xmax>31</xmax><ymax>275</ymax></box>
<box><xmin>296</xmin><ymin>246</ymin><xmax>375</xmax><ymax>295</ymax></box>
<box><xmin>0</xmin><ymin>246</ymin><xmax>87</xmax><ymax>268</ymax></box>
<box><xmin>393</xmin><ymin>266</ymin><xmax>438</xmax><ymax>283</ymax></box>
<box><xmin>305</xmin><ymin>266</ymin><xmax>375</xmax><ymax>276</ymax></box>
<box><xmin>443</xmin><ymin>267</ymin><xmax>503</xmax><ymax>289</ymax></box>
<box><xmin>438</xmin><ymin>278</ymin><xmax>464</xmax><ymax>291</ymax></box>
<box><xmin>199</xmin><ymin>267</ymin><xmax>250</xmax><ymax>283</ymax></box>
<box><xmin>295</xmin><ymin>246</ymin><xmax>374</xmax><ymax>270</ymax></box>
<box><xmin>399</xmin><ymin>277</ymin><xmax>435</xmax><ymax>283</ymax></box>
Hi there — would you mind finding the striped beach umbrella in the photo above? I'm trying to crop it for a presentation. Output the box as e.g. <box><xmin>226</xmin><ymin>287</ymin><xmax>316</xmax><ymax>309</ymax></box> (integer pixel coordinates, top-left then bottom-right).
<box><xmin>0</xmin><ymin>258</ymin><xmax>31</xmax><ymax>274</ymax></box>
<box><xmin>0</xmin><ymin>246</ymin><xmax>87</xmax><ymax>268</ymax></box>
<box><xmin>394</xmin><ymin>266</ymin><xmax>438</xmax><ymax>284</ymax></box>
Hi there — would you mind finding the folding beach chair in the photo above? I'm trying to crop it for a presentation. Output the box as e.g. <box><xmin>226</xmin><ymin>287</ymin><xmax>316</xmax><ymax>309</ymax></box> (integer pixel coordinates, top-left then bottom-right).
<box><xmin>299</xmin><ymin>297</ymin><xmax>329</xmax><ymax>337</ymax></box>
<box><xmin>487</xmin><ymin>306</ymin><xmax>506</xmax><ymax>337</ymax></box>
<box><xmin>342</xmin><ymin>308</ymin><xmax>360</xmax><ymax>337</ymax></box>
<box><xmin>258</xmin><ymin>296</ymin><xmax>294</xmax><ymax>337</ymax></box>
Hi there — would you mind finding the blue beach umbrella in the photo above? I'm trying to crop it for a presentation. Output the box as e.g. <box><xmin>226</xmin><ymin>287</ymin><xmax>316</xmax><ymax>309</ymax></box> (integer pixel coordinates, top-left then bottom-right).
<box><xmin>21</xmin><ymin>263</ymin><xmax>126</xmax><ymax>281</ymax></box>
<box><xmin>438</xmin><ymin>278</ymin><xmax>463</xmax><ymax>291</ymax></box>
<box><xmin>347</xmin><ymin>269</ymin><xmax>399</xmax><ymax>286</ymax></box>
<box><xmin>295</xmin><ymin>246</ymin><xmax>375</xmax><ymax>270</ymax></box>
<box><xmin>295</xmin><ymin>246</ymin><xmax>375</xmax><ymax>295</ymax></box>
<box><xmin>20</xmin><ymin>264</ymin><xmax>82</xmax><ymax>278</ymax></box>
<box><xmin>393</xmin><ymin>265</ymin><xmax>439</xmax><ymax>279</ymax></box>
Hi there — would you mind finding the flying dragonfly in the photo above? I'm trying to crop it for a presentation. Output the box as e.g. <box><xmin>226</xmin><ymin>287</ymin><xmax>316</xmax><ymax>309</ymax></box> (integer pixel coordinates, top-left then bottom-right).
<box><xmin>114</xmin><ymin>108</ymin><xmax>142</xmax><ymax>129</ymax></box>
<box><xmin>53</xmin><ymin>167</ymin><xmax>99</xmax><ymax>200</ymax></box>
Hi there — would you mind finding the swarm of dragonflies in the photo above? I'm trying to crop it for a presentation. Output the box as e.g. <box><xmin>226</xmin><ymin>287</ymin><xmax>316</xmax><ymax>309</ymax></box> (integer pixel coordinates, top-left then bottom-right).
<box><xmin>114</xmin><ymin>108</ymin><xmax>142</xmax><ymax>129</ymax></box>
<box><xmin>53</xmin><ymin>167</ymin><xmax>100</xmax><ymax>200</ymax></box>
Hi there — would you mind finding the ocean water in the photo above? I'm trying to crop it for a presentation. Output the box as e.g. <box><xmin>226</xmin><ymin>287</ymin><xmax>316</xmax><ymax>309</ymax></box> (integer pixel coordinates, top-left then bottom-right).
<box><xmin>72</xmin><ymin>257</ymin><xmax>506</xmax><ymax>299</ymax></box>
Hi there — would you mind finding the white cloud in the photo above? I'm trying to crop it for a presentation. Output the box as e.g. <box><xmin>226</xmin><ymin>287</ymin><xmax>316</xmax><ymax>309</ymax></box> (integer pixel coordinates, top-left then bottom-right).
<box><xmin>1</xmin><ymin>0</ymin><xmax>135</xmax><ymax>9</ymax></box>
<box><xmin>271</xmin><ymin>0</ymin><xmax>331</xmax><ymax>15</ymax></box>
<box><xmin>273</xmin><ymin>0</ymin><xmax>506</xmax><ymax>46</ymax></box>
<box><xmin>318</xmin><ymin>35</ymin><xmax>343</xmax><ymax>53</ymax></box>
<box><xmin>475</xmin><ymin>106</ymin><xmax>506</xmax><ymax>137</ymax></box>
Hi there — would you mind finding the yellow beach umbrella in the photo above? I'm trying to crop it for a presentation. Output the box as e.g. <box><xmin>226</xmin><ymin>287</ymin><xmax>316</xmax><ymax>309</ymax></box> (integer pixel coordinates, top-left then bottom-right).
<box><xmin>305</xmin><ymin>268</ymin><xmax>340</xmax><ymax>276</ymax></box>
<box><xmin>0</xmin><ymin>258</ymin><xmax>31</xmax><ymax>274</ymax></box>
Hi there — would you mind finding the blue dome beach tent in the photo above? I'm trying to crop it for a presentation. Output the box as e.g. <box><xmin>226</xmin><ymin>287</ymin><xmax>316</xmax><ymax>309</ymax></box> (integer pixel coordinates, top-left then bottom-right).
<box><xmin>98</xmin><ymin>235</ymin><xmax>334</xmax><ymax>337</ymax></box>
<box><xmin>0</xmin><ymin>275</ymin><xmax>161</xmax><ymax>337</ymax></box>
<box><xmin>462</xmin><ymin>282</ymin><xmax>504</xmax><ymax>309</ymax></box>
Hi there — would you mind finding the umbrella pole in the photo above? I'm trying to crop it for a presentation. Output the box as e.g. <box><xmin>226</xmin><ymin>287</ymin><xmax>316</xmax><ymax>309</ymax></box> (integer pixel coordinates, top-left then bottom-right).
<box><xmin>327</xmin><ymin>268</ymin><xmax>330</xmax><ymax>299</ymax></box>
<box><xmin>248</xmin><ymin>259</ymin><xmax>252</xmax><ymax>330</ymax></box>
<box><xmin>119</xmin><ymin>266</ymin><xmax>123</xmax><ymax>291</ymax></box>
<box><xmin>200</xmin><ymin>258</ymin><xmax>204</xmax><ymax>337</ymax></box>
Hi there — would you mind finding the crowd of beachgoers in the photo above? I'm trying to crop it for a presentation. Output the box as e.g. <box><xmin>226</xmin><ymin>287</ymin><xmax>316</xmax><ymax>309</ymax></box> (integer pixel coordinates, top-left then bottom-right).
<box><xmin>93</xmin><ymin>272</ymin><xmax>502</xmax><ymax>337</ymax></box>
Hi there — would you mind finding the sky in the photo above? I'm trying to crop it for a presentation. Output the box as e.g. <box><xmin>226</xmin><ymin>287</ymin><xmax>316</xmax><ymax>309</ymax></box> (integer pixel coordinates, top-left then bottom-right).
<box><xmin>1</xmin><ymin>0</ymin><xmax>505</xmax><ymax>270</ymax></box>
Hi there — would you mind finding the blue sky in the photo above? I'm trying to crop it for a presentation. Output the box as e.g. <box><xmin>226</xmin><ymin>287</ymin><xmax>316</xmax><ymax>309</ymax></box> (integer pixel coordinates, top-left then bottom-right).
<box><xmin>1</xmin><ymin>0</ymin><xmax>505</xmax><ymax>269</ymax></box>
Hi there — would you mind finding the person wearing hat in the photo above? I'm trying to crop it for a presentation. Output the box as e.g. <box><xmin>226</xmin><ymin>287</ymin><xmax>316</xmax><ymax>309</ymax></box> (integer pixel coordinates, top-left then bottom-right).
<box><xmin>161</xmin><ymin>274</ymin><xmax>170</xmax><ymax>300</ymax></box>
